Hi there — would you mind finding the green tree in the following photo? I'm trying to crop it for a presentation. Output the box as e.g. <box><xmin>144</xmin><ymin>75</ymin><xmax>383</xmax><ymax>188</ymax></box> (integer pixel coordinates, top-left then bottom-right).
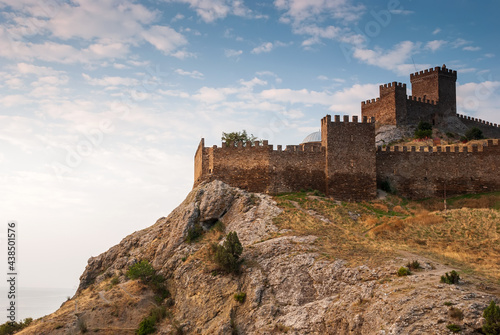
<box><xmin>221</xmin><ymin>130</ymin><xmax>258</xmax><ymax>147</ymax></box>
<box><xmin>414</xmin><ymin>121</ymin><xmax>433</xmax><ymax>139</ymax></box>
<box><xmin>127</xmin><ymin>260</ymin><xmax>156</xmax><ymax>282</ymax></box>
<box><xmin>483</xmin><ymin>301</ymin><xmax>500</xmax><ymax>335</ymax></box>
<box><xmin>212</xmin><ymin>231</ymin><xmax>243</xmax><ymax>274</ymax></box>
<box><xmin>465</xmin><ymin>127</ymin><xmax>484</xmax><ymax>141</ymax></box>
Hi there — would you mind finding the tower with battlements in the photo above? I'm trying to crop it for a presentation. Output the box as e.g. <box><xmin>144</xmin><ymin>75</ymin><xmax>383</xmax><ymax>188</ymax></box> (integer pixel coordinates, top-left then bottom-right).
<box><xmin>362</xmin><ymin>65</ymin><xmax>457</xmax><ymax>127</ymax></box>
<box><xmin>194</xmin><ymin>65</ymin><xmax>500</xmax><ymax>201</ymax></box>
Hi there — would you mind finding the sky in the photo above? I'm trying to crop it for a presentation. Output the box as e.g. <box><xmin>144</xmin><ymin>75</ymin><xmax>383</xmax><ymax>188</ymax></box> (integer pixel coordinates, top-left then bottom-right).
<box><xmin>0</xmin><ymin>0</ymin><xmax>499</xmax><ymax>297</ymax></box>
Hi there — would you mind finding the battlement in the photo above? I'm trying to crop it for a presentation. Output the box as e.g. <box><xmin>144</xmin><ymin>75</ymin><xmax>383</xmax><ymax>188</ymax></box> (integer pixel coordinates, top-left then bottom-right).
<box><xmin>361</xmin><ymin>98</ymin><xmax>381</xmax><ymax>105</ymax></box>
<box><xmin>410</xmin><ymin>65</ymin><xmax>457</xmax><ymax>80</ymax></box>
<box><xmin>377</xmin><ymin>139</ymin><xmax>499</xmax><ymax>153</ymax></box>
<box><xmin>321</xmin><ymin>114</ymin><xmax>375</xmax><ymax>124</ymax></box>
<box><xmin>211</xmin><ymin>140</ymin><xmax>325</xmax><ymax>153</ymax></box>
<box><xmin>380</xmin><ymin>81</ymin><xmax>407</xmax><ymax>96</ymax></box>
<box><xmin>456</xmin><ymin>114</ymin><xmax>499</xmax><ymax>128</ymax></box>
<box><xmin>407</xmin><ymin>95</ymin><xmax>437</xmax><ymax>105</ymax></box>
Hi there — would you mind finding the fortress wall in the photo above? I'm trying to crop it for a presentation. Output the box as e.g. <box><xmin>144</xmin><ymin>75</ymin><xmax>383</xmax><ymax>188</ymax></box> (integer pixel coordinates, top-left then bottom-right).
<box><xmin>361</xmin><ymin>82</ymin><xmax>407</xmax><ymax>126</ymax></box>
<box><xmin>323</xmin><ymin>115</ymin><xmax>377</xmax><ymax>201</ymax></box>
<box><xmin>269</xmin><ymin>146</ymin><xmax>325</xmax><ymax>194</ymax></box>
<box><xmin>376</xmin><ymin>140</ymin><xmax>500</xmax><ymax>199</ymax></box>
<box><xmin>194</xmin><ymin>139</ymin><xmax>208</xmax><ymax>187</ymax></box>
<box><xmin>207</xmin><ymin>142</ymin><xmax>272</xmax><ymax>193</ymax></box>
<box><xmin>457</xmin><ymin>114</ymin><xmax>500</xmax><ymax>139</ymax></box>
<box><xmin>405</xmin><ymin>97</ymin><xmax>439</xmax><ymax>125</ymax></box>
<box><xmin>194</xmin><ymin>140</ymin><xmax>327</xmax><ymax>194</ymax></box>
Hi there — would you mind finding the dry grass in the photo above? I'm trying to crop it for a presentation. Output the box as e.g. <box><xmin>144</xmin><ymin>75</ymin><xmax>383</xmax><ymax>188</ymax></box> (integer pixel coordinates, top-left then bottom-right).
<box><xmin>272</xmin><ymin>191</ymin><xmax>500</xmax><ymax>281</ymax></box>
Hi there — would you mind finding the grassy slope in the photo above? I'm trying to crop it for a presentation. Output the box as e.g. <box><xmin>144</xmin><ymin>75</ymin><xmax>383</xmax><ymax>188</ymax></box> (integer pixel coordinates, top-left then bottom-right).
<box><xmin>272</xmin><ymin>191</ymin><xmax>500</xmax><ymax>284</ymax></box>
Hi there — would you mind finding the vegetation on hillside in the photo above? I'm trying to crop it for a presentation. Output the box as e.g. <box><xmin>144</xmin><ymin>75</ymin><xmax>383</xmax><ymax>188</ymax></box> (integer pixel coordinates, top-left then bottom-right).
<box><xmin>0</xmin><ymin>318</ymin><xmax>32</xmax><ymax>335</ymax></box>
<box><xmin>273</xmin><ymin>190</ymin><xmax>500</xmax><ymax>281</ymax></box>
<box><xmin>414</xmin><ymin>121</ymin><xmax>433</xmax><ymax>139</ymax></box>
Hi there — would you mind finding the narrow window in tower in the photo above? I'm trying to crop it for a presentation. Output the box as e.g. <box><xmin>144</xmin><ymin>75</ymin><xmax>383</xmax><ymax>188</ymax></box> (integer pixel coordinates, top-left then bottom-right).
<box><xmin>350</xmin><ymin>135</ymin><xmax>353</xmax><ymax>141</ymax></box>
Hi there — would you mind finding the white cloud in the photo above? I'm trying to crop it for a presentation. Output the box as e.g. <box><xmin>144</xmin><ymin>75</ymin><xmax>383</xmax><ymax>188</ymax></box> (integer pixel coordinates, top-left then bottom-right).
<box><xmin>457</xmin><ymin>81</ymin><xmax>500</xmax><ymax>123</ymax></box>
<box><xmin>224</xmin><ymin>49</ymin><xmax>243</xmax><ymax>58</ymax></box>
<box><xmin>168</xmin><ymin>0</ymin><xmax>258</xmax><ymax>22</ymax></box>
<box><xmin>353</xmin><ymin>41</ymin><xmax>427</xmax><ymax>75</ymax></box>
<box><xmin>329</xmin><ymin>83</ymin><xmax>379</xmax><ymax>114</ymax></box>
<box><xmin>432</xmin><ymin>28</ymin><xmax>441</xmax><ymax>35</ymax></box>
<box><xmin>239</xmin><ymin>77</ymin><xmax>267</xmax><ymax>88</ymax></box>
<box><xmin>175</xmin><ymin>69</ymin><xmax>204</xmax><ymax>79</ymax></box>
<box><xmin>141</xmin><ymin>25</ymin><xmax>187</xmax><ymax>55</ymax></box>
<box><xmin>16</xmin><ymin>63</ymin><xmax>63</xmax><ymax>76</ymax></box>
<box><xmin>275</xmin><ymin>0</ymin><xmax>365</xmax><ymax>24</ymax></box>
<box><xmin>0</xmin><ymin>94</ymin><xmax>32</xmax><ymax>107</ymax></box>
<box><xmin>451</xmin><ymin>38</ymin><xmax>470</xmax><ymax>48</ymax></box>
<box><xmin>389</xmin><ymin>9</ymin><xmax>414</xmax><ymax>15</ymax></box>
<box><xmin>260</xmin><ymin>88</ymin><xmax>334</xmax><ymax>105</ymax></box>
<box><xmin>45</xmin><ymin>0</ymin><xmax>157</xmax><ymax>41</ymax></box>
<box><xmin>192</xmin><ymin>86</ymin><xmax>238</xmax><ymax>103</ymax></box>
<box><xmin>484</xmin><ymin>53</ymin><xmax>495</xmax><ymax>58</ymax></box>
<box><xmin>425</xmin><ymin>40</ymin><xmax>446</xmax><ymax>52</ymax></box>
<box><xmin>463</xmin><ymin>46</ymin><xmax>481</xmax><ymax>51</ymax></box>
<box><xmin>251</xmin><ymin>42</ymin><xmax>274</xmax><ymax>54</ymax></box>
<box><xmin>82</xmin><ymin>73</ymin><xmax>139</xmax><ymax>87</ymax></box>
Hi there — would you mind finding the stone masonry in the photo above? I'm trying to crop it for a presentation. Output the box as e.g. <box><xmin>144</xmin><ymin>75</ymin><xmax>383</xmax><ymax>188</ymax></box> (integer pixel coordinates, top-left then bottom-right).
<box><xmin>194</xmin><ymin>66</ymin><xmax>500</xmax><ymax>201</ymax></box>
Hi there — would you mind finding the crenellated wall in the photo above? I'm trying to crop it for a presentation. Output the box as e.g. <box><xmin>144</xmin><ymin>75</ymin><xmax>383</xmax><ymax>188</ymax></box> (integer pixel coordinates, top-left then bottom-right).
<box><xmin>361</xmin><ymin>65</ymin><xmax>464</xmax><ymax>127</ymax></box>
<box><xmin>376</xmin><ymin>139</ymin><xmax>500</xmax><ymax>199</ymax></box>
<box><xmin>456</xmin><ymin>114</ymin><xmax>500</xmax><ymax>138</ymax></box>
<box><xmin>193</xmin><ymin>139</ymin><xmax>326</xmax><ymax>195</ymax></box>
<box><xmin>322</xmin><ymin>115</ymin><xmax>377</xmax><ymax>201</ymax></box>
<box><xmin>361</xmin><ymin>82</ymin><xmax>407</xmax><ymax>125</ymax></box>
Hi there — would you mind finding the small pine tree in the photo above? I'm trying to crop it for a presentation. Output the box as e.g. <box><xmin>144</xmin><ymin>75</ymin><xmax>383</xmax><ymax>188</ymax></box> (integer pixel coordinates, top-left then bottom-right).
<box><xmin>212</xmin><ymin>232</ymin><xmax>243</xmax><ymax>274</ymax></box>
<box><xmin>127</xmin><ymin>260</ymin><xmax>155</xmax><ymax>282</ymax></box>
<box><xmin>483</xmin><ymin>301</ymin><xmax>500</xmax><ymax>335</ymax></box>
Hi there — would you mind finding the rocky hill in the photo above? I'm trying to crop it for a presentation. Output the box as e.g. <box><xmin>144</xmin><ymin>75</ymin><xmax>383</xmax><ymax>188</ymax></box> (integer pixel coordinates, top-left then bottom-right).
<box><xmin>19</xmin><ymin>181</ymin><xmax>500</xmax><ymax>334</ymax></box>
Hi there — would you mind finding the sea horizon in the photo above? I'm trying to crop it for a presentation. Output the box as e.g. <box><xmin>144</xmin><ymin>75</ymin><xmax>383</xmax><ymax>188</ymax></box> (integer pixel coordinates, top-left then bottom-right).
<box><xmin>1</xmin><ymin>286</ymin><xmax>76</xmax><ymax>323</ymax></box>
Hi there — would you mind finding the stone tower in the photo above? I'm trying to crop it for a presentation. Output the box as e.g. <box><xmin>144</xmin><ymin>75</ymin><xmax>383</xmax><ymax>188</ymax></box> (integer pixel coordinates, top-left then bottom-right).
<box><xmin>410</xmin><ymin>65</ymin><xmax>457</xmax><ymax>122</ymax></box>
<box><xmin>321</xmin><ymin>115</ymin><xmax>376</xmax><ymax>201</ymax></box>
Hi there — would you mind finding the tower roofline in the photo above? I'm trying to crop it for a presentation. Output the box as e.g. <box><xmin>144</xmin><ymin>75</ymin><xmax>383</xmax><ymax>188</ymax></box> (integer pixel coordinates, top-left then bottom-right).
<box><xmin>410</xmin><ymin>65</ymin><xmax>457</xmax><ymax>80</ymax></box>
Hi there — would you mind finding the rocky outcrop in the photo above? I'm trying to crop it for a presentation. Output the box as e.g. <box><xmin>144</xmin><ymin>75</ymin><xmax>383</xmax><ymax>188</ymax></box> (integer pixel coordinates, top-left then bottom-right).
<box><xmin>20</xmin><ymin>180</ymin><xmax>498</xmax><ymax>334</ymax></box>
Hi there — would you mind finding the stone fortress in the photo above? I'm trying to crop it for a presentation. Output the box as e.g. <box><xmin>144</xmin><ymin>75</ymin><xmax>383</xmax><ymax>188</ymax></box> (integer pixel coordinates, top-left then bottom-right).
<box><xmin>194</xmin><ymin>65</ymin><xmax>500</xmax><ymax>201</ymax></box>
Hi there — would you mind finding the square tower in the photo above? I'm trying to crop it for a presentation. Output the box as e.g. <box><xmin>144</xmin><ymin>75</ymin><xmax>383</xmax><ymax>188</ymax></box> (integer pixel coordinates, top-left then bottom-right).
<box><xmin>410</xmin><ymin>65</ymin><xmax>457</xmax><ymax>119</ymax></box>
<box><xmin>321</xmin><ymin>115</ymin><xmax>376</xmax><ymax>201</ymax></box>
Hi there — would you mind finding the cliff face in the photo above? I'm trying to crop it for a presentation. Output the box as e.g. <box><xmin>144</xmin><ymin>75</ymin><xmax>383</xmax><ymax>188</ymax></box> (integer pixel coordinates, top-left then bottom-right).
<box><xmin>20</xmin><ymin>181</ymin><xmax>498</xmax><ymax>334</ymax></box>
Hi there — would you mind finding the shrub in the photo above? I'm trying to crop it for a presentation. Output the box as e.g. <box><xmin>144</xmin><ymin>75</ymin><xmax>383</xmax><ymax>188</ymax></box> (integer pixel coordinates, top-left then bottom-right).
<box><xmin>446</xmin><ymin>132</ymin><xmax>455</xmax><ymax>138</ymax></box>
<box><xmin>444</xmin><ymin>301</ymin><xmax>454</xmax><ymax>306</ymax></box>
<box><xmin>397</xmin><ymin>267</ymin><xmax>411</xmax><ymax>276</ymax></box>
<box><xmin>465</xmin><ymin>127</ymin><xmax>484</xmax><ymax>141</ymax></box>
<box><xmin>110</xmin><ymin>276</ymin><xmax>120</xmax><ymax>286</ymax></box>
<box><xmin>127</xmin><ymin>260</ymin><xmax>155</xmax><ymax>282</ymax></box>
<box><xmin>234</xmin><ymin>292</ymin><xmax>246</xmax><ymax>303</ymax></box>
<box><xmin>415</xmin><ymin>121</ymin><xmax>433</xmax><ymax>139</ymax></box>
<box><xmin>406</xmin><ymin>260</ymin><xmax>421</xmax><ymax>270</ymax></box>
<box><xmin>211</xmin><ymin>220</ymin><xmax>225</xmax><ymax>233</ymax></box>
<box><xmin>449</xmin><ymin>307</ymin><xmax>464</xmax><ymax>320</ymax></box>
<box><xmin>136</xmin><ymin>316</ymin><xmax>156</xmax><ymax>335</ymax></box>
<box><xmin>185</xmin><ymin>223</ymin><xmax>204</xmax><ymax>243</ymax></box>
<box><xmin>441</xmin><ymin>270</ymin><xmax>460</xmax><ymax>284</ymax></box>
<box><xmin>127</xmin><ymin>261</ymin><xmax>169</xmax><ymax>302</ymax></box>
<box><xmin>483</xmin><ymin>301</ymin><xmax>500</xmax><ymax>335</ymax></box>
<box><xmin>211</xmin><ymin>232</ymin><xmax>243</xmax><ymax>274</ymax></box>
<box><xmin>0</xmin><ymin>318</ymin><xmax>33</xmax><ymax>335</ymax></box>
<box><xmin>446</xmin><ymin>324</ymin><xmax>461</xmax><ymax>333</ymax></box>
